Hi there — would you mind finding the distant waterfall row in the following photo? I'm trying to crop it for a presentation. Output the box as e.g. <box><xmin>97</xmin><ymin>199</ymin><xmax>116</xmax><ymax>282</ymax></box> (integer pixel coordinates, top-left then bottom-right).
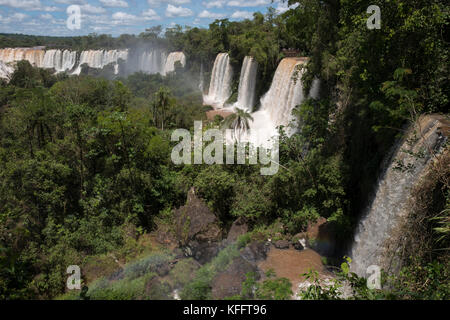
<box><xmin>0</xmin><ymin>48</ymin><xmax>186</xmax><ymax>79</ymax></box>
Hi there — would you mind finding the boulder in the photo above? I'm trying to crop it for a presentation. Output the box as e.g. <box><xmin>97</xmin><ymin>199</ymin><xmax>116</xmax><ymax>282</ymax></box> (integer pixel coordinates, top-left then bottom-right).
<box><xmin>185</xmin><ymin>240</ymin><xmax>220</xmax><ymax>265</ymax></box>
<box><xmin>211</xmin><ymin>256</ymin><xmax>259</xmax><ymax>299</ymax></box>
<box><xmin>273</xmin><ymin>239</ymin><xmax>290</xmax><ymax>249</ymax></box>
<box><xmin>227</xmin><ymin>217</ymin><xmax>248</xmax><ymax>242</ymax></box>
<box><xmin>240</xmin><ymin>241</ymin><xmax>268</xmax><ymax>264</ymax></box>
<box><xmin>173</xmin><ymin>188</ymin><xmax>222</xmax><ymax>264</ymax></box>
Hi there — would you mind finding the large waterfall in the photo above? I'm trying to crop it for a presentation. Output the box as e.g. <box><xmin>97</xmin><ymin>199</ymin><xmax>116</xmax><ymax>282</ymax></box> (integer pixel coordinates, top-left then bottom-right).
<box><xmin>72</xmin><ymin>49</ymin><xmax>128</xmax><ymax>75</ymax></box>
<box><xmin>128</xmin><ymin>48</ymin><xmax>167</xmax><ymax>75</ymax></box>
<box><xmin>350</xmin><ymin>115</ymin><xmax>448</xmax><ymax>277</ymax></box>
<box><xmin>42</xmin><ymin>50</ymin><xmax>77</xmax><ymax>72</ymax></box>
<box><xmin>0</xmin><ymin>61</ymin><xmax>14</xmax><ymax>80</ymax></box>
<box><xmin>0</xmin><ymin>47</ymin><xmax>187</xmax><ymax>78</ymax></box>
<box><xmin>0</xmin><ymin>48</ymin><xmax>45</xmax><ymax>67</ymax></box>
<box><xmin>163</xmin><ymin>52</ymin><xmax>186</xmax><ymax>75</ymax></box>
<box><xmin>233</xmin><ymin>56</ymin><xmax>258</xmax><ymax>112</ymax></box>
<box><xmin>203</xmin><ymin>53</ymin><xmax>233</xmax><ymax>108</ymax></box>
<box><xmin>239</xmin><ymin>57</ymin><xmax>318</xmax><ymax>147</ymax></box>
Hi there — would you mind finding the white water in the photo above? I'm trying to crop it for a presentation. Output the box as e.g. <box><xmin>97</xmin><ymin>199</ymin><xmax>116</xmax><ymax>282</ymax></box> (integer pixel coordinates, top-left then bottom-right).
<box><xmin>203</xmin><ymin>53</ymin><xmax>233</xmax><ymax>108</ymax></box>
<box><xmin>133</xmin><ymin>49</ymin><xmax>167</xmax><ymax>75</ymax></box>
<box><xmin>42</xmin><ymin>49</ymin><xmax>77</xmax><ymax>72</ymax></box>
<box><xmin>0</xmin><ymin>47</ymin><xmax>187</xmax><ymax>77</ymax></box>
<box><xmin>233</xmin><ymin>56</ymin><xmax>258</xmax><ymax>112</ymax></box>
<box><xmin>0</xmin><ymin>48</ymin><xmax>45</xmax><ymax>67</ymax></box>
<box><xmin>199</xmin><ymin>62</ymin><xmax>204</xmax><ymax>92</ymax></box>
<box><xmin>0</xmin><ymin>61</ymin><xmax>14</xmax><ymax>80</ymax></box>
<box><xmin>0</xmin><ymin>48</ymin><xmax>78</xmax><ymax>73</ymax></box>
<box><xmin>238</xmin><ymin>57</ymin><xmax>319</xmax><ymax>147</ymax></box>
<box><xmin>72</xmin><ymin>49</ymin><xmax>128</xmax><ymax>75</ymax></box>
<box><xmin>350</xmin><ymin>116</ymin><xmax>447</xmax><ymax>277</ymax></box>
<box><xmin>163</xmin><ymin>52</ymin><xmax>186</xmax><ymax>75</ymax></box>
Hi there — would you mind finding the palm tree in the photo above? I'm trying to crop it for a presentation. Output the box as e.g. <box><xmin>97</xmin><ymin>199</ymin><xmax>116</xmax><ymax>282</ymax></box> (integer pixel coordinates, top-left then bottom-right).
<box><xmin>152</xmin><ymin>86</ymin><xmax>172</xmax><ymax>130</ymax></box>
<box><xmin>222</xmin><ymin>108</ymin><xmax>254</xmax><ymax>142</ymax></box>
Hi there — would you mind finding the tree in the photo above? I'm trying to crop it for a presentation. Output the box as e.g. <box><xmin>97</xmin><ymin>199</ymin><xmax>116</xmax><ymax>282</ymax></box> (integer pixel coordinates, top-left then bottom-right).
<box><xmin>222</xmin><ymin>108</ymin><xmax>254</xmax><ymax>142</ymax></box>
<box><xmin>152</xmin><ymin>86</ymin><xmax>174</xmax><ymax>130</ymax></box>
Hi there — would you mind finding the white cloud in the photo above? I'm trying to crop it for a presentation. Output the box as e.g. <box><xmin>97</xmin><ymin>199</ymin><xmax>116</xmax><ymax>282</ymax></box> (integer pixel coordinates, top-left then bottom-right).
<box><xmin>0</xmin><ymin>12</ymin><xmax>29</xmax><ymax>24</ymax></box>
<box><xmin>165</xmin><ymin>4</ymin><xmax>193</xmax><ymax>17</ymax></box>
<box><xmin>39</xmin><ymin>13</ymin><xmax>53</xmax><ymax>19</ymax></box>
<box><xmin>0</xmin><ymin>0</ymin><xmax>60</xmax><ymax>11</ymax></box>
<box><xmin>99</xmin><ymin>0</ymin><xmax>128</xmax><ymax>8</ymax></box>
<box><xmin>227</xmin><ymin>0</ymin><xmax>270</xmax><ymax>7</ymax></box>
<box><xmin>198</xmin><ymin>10</ymin><xmax>226</xmax><ymax>19</ymax></box>
<box><xmin>112</xmin><ymin>12</ymin><xmax>136</xmax><ymax>20</ymax></box>
<box><xmin>202</xmin><ymin>0</ymin><xmax>225</xmax><ymax>8</ymax></box>
<box><xmin>53</xmin><ymin>0</ymin><xmax>86</xmax><ymax>4</ymax></box>
<box><xmin>80</xmin><ymin>4</ymin><xmax>107</xmax><ymax>14</ymax></box>
<box><xmin>142</xmin><ymin>9</ymin><xmax>161</xmax><ymax>20</ymax></box>
<box><xmin>275</xmin><ymin>1</ymin><xmax>299</xmax><ymax>14</ymax></box>
<box><xmin>231</xmin><ymin>10</ymin><xmax>253</xmax><ymax>19</ymax></box>
<box><xmin>148</xmin><ymin>0</ymin><xmax>191</xmax><ymax>7</ymax></box>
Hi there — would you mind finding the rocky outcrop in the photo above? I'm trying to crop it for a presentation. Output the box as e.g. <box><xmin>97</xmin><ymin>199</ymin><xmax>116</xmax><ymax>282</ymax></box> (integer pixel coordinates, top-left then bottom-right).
<box><xmin>240</xmin><ymin>241</ymin><xmax>269</xmax><ymax>264</ymax></box>
<box><xmin>211</xmin><ymin>256</ymin><xmax>259</xmax><ymax>299</ymax></box>
<box><xmin>273</xmin><ymin>240</ymin><xmax>290</xmax><ymax>249</ymax></box>
<box><xmin>296</xmin><ymin>217</ymin><xmax>337</xmax><ymax>256</ymax></box>
<box><xmin>227</xmin><ymin>217</ymin><xmax>248</xmax><ymax>242</ymax></box>
<box><xmin>173</xmin><ymin>188</ymin><xmax>222</xmax><ymax>264</ymax></box>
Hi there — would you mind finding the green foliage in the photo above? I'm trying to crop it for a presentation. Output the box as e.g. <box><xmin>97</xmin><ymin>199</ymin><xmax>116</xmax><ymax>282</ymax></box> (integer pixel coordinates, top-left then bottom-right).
<box><xmin>239</xmin><ymin>270</ymin><xmax>293</xmax><ymax>300</ymax></box>
<box><xmin>180</xmin><ymin>244</ymin><xmax>240</xmax><ymax>300</ymax></box>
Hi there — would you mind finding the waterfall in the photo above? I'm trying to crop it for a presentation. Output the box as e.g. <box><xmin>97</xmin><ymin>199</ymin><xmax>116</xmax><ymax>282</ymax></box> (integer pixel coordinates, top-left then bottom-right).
<box><xmin>349</xmin><ymin>116</ymin><xmax>448</xmax><ymax>277</ymax></box>
<box><xmin>133</xmin><ymin>49</ymin><xmax>166</xmax><ymax>75</ymax></box>
<box><xmin>163</xmin><ymin>52</ymin><xmax>186</xmax><ymax>75</ymax></box>
<box><xmin>0</xmin><ymin>47</ymin><xmax>188</xmax><ymax>78</ymax></box>
<box><xmin>203</xmin><ymin>53</ymin><xmax>233</xmax><ymax>108</ymax></box>
<box><xmin>0</xmin><ymin>48</ymin><xmax>45</xmax><ymax>67</ymax></box>
<box><xmin>0</xmin><ymin>48</ymin><xmax>78</xmax><ymax>72</ymax></box>
<box><xmin>239</xmin><ymin>57</ymin><xmax>318</xmax><ymax>147</ymax></box>
<box><xmin>199</xmin><ymin>63</ymin><xmax>204</xmax><ymax>93</ymax></box>
<box><xmin>233</xmin><ymin>56</ymin><xmax>258</xmax><ymax>112</ymax></box>
<box><xmin>72</xmin><ymin>49</ymin><xmax>128</xmax><ymax>75</ymax></box>
<box><xmin>0</xmin><ymin>61</ymin><xmax>14</xmax><ymax>80</ymax></box>
<box><xmin>43</xmin><ymin>49</ymin><xmax>77</xmax><ymax>73</ymax></box>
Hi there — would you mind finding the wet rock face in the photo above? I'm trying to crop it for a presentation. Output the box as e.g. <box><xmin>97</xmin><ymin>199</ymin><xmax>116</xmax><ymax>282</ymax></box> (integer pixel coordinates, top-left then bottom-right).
<box><xmin>211</xmin><ymin>256</ymin><xmax>259</xmax><ymax>299</ymax></box>
<box><xmin>227</xmin><ymin>217</ymin><xmax>248</xmax><ymax>242</ymax></box>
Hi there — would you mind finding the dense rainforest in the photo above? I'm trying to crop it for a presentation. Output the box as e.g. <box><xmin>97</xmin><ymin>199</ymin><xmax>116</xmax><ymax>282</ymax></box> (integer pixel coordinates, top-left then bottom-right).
<box><xmin>0</xmin><ymin>0</ymin><xmax>448</xmax><ymax>300</ymax></box>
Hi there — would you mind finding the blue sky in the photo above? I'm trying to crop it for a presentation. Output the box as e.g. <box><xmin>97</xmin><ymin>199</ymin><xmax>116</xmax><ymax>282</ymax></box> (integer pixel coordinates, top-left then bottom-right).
<box><xmin>0</xmin><ymin>0</ymin><xmax>295</xmax><ymax>36</ymax></box>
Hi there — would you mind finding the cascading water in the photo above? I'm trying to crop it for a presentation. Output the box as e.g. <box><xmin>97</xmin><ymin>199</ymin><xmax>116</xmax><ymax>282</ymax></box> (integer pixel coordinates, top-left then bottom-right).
<box><xmin>72</xmin><ymin>49</ymin><xmax>128</xmax><ymax>75</ymax></box>
<box><xmin>0</xmin><ymin>61</ymin><xmax>14</xmax><ymax>80</ymax></box>
<box><xmin>0</xmin><ymin>48</ymin><xmax>45</xmax><ymax>67</ymax></box>
<box><xmin>133</xmin><ymin>49</ymin><xmax>167</xmax><ymax>75</ymax></box>
<box><xmin>233</xmin><ymin>56</ymin><xmax>258</xmax><ymax>112</ymax></box>
<box><xmin>203</xmin><ymin>53</ymin><xmax>233</xmax><ymax>108</ymax></box>
<box><xmin>163</xmin><ymin>52</ymin><xmax>186</xmax><ymax>75</ymax></box>
<box><xmin>349</xmin><ymin>115</ymin><xmax>448</xmax><ymax>277</ymax></box>
<box><xmin>0</xmin><ymin>47</ymin><xmax>187</xmax><ymax>78</ymax></box>
<box><xmin>239</xmin><ymin>57</ymin><xmax>318</xmax><ymax>147</ymax></box>
<box><xmin>199</xmin><ymin>63</ymin><xmax>204</xmax><ymax>93</ymax></box>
